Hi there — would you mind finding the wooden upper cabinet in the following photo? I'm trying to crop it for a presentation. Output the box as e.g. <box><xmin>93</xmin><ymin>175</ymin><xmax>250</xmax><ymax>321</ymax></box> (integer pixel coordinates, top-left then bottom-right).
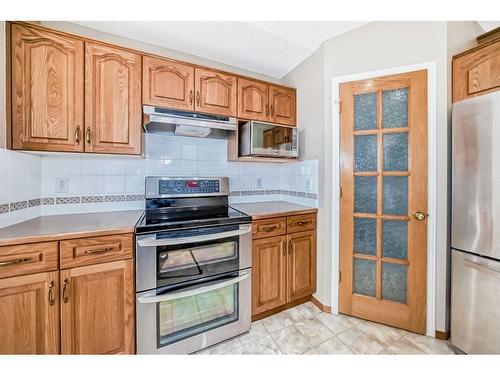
<box><xmin>453</xmin><ymin>39</ymin><xmax>500</xmax><ymax>102</ymax></box>
<box><xmin>11</xmin><ymin>23</ymin><xmax>84</xmax><ymax>152</ymax></box>
<box><xmin>85</xmin><ymin>42</ymin><xmax>142</xmax><ymax>155</ymax></box>
<box><xmin>237</xmin><ymin>78</ymin><xmax>269</xmax><ymax>121</ymax></box>
<box><xmin>269</xmin><ymin>85</ymin><xmax>297</xmax><ymax>126</ymax></box>
<box><xmin>143</xmin><ymin>56</ymin><xmax>195</xmax><ymax>110</ymax></box>
<box><xmin>60</xmin><ymin>260</ymin><xmax>134</xmax><ymax>354</ymax></box>
<box><xmin>0</xmin><ymin>271</ymin><xmax>59</xmax><ymax>354</ymax></box>
<box><xmin>252</xmin><ymin>236</ymin><xmax>287</xmax><ymax>315</ymax></box>
<box><xmin>195</xmin><ymin>68</ymin><xmax>237</xmax><ymax>116</ymax></box>
<box><xmin>287</xmin><ymin>230</ymin><xmax>316</xmax><ymax>302</ymax></box>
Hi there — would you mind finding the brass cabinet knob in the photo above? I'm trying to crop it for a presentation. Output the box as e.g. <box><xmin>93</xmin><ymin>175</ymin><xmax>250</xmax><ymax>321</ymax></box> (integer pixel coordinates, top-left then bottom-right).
<box><xmin>412</xmin><ymin>211</ymin><xmax>428</xmax><ymax>221</ymax></box>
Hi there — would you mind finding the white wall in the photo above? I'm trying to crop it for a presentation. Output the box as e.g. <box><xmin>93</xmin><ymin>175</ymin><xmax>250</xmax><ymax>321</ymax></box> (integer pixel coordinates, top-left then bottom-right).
<box><xmin>284</xmin><ymin>21</ymin><xmax>483</xmax><ymax>333</ymax></box>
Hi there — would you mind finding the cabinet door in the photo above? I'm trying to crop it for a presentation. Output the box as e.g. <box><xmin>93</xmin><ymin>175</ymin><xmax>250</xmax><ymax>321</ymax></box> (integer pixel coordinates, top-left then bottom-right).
<box><xmin>252</xmin><ymin>236</ymin><xmax>287</xmax><ymax>315</ymax></box>
<box><xmin>60</xmin><ymin>260</ymin><xmax>134</xmax><ymax>354</ymax></box>
<box><xmin>453</xmin><ymin>40</ymin><xmax>500</xmax><ymax>102</ymax></box>
<box><xmin>195</xmin><ymin>68</ymin><xmax>237</xmax><ymax>116</ymax></box>
<box><xmin>143</xmin><ymin>56</ymin><xmax>195</xmax><ymax>110</ymax></box>
<box><xmin>287</xmin><ymin>230</ymin><xmax>316</xmax><ymax>302</ymax></box>
<box><xmin>11</xmin><ymin>23</ymin><xmax>84</xmax><ymax>152</ymax></box>
<box><xmin>0</xmin><ymin>271</ymin><xmax>59</xmax><ymax>354</ymax></box>
<box><xmin>237</xmin><ymin>78</ymin><xmax>269</xmax><ymax>121</ymax></box>
<box><xmin>269</xmin><ymin>85</ymin><xmax>296</xmax><ymax>126</ymax></box>
<box><xmin>85</xmin><ymin>43</ymin><xmax>142</xmax><ymax>155</ymax></box>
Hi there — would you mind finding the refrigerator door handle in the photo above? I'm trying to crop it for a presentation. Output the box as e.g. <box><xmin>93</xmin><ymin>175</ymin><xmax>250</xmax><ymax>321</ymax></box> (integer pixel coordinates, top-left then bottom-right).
<box><xmin>464</xmin><ymin>258</ymin><xmax>500</xmax><ymax>275</ymax></box>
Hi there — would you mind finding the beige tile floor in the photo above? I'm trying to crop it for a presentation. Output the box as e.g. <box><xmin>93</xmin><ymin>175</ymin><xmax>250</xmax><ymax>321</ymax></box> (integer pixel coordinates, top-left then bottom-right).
<box><xmin>196</xmin><ymin>302</ymin><xmax>455</xmax><ymax>355</ymax></box>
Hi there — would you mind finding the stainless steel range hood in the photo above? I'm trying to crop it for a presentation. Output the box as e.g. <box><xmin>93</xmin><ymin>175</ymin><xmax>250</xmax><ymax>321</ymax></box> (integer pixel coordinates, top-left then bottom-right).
<box><xmin>143</xmin><ymin>106</ymin><xmax>237</xmax><ymax>139</ymax></box>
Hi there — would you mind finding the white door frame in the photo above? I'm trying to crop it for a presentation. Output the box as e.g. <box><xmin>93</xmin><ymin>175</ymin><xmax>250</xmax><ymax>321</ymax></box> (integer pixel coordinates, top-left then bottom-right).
<box><xmin>330</xmin><ymin>62</ymin><xmax>437</xmax><ymax>337</ymax></box>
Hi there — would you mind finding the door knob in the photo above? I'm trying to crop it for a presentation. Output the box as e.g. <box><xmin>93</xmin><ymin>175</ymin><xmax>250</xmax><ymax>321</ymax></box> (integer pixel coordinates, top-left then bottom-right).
<box><xmin>412</xmin><ymin>211</ymin><xmax>428</xmax><ymax>221</ymax></box>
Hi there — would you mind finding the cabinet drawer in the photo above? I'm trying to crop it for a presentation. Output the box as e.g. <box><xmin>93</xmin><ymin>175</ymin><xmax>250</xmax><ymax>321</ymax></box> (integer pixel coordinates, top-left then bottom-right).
<box><xmin>287</xmin><ymin>214</ymin><xmax>317</xmax><ymax>233</ymax></box>
<box><xmin>60</xmin><ymin>234</ymin><xmax>133</xmax><ymax>269</ymax></box>
<box><xmin>252</xmin><ymin>218</ymin><xmax>287</xmax><ymax>239</ymax></box>
<box><xmin>0</xmin><ymin>241</ymin><xmax>58</xmax><ymax>279</ymax></box>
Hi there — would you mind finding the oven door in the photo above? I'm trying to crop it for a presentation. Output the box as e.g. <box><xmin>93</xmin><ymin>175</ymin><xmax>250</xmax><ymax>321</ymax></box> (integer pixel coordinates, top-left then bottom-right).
<box><xmin>136</xmin><ymin>269</ymin><xmax>251</xmax><ymax>354</ymax></box>
<box><xmin>136</xmin><ymin>223</ymin><xmax>252</xmax><ymax>292</ymax></box>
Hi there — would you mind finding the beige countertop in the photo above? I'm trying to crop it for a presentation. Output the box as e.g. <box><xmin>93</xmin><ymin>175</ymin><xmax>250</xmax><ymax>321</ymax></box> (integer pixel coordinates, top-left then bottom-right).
<box><xmin>0</xmin><ymin>210</ymin><xmax>143</xmax><ymax>247</ymax></box>
<box><xmin>231</xmin><ymin>201</ymin><xmax>317</xmax><ymax>220</ymax></box>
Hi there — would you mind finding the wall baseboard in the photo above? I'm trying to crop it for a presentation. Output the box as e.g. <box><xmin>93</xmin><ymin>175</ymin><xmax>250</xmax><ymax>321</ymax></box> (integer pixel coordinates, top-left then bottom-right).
<box><xmin>311</xmin><ymin>296</ymin><xmax>332</xmax><ymax>314</ymax></box>
<box><xmin>435</xmin><ymin>330</ymin><xmax>449</xmax><ymax>340</ymax></box>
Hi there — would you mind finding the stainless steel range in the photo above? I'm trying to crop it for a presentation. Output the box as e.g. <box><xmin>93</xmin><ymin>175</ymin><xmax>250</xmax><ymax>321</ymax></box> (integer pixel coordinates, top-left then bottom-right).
<box><xmin>135</xmin><ymin>176</ymin><xmax>252</xmax><ymax>354</ymax></box>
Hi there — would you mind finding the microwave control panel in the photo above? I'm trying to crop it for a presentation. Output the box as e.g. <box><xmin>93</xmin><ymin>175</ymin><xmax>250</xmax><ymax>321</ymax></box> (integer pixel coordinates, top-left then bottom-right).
<box><xmin>158</xmin><ymin>179</ymin><xmax>220</xmax><ymax>195</ymax></box>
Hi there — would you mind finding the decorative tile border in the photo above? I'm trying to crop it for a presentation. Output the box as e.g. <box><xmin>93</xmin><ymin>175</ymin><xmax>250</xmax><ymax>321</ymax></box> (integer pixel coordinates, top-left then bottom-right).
<box><xmin>105</xmin><ymin>195</ymin><xmax>126</xmax><ymax>202</ymax></box>
<box><xmin>230</xmin><ymin>190</ymin><xmax>318</xmax><ymax>200</ymax></box>
<box><xmin>0</xmin><ymin>190</ymin><xmax>317</xmax><ymax>216</ymax></box>
<box><xmin>0</xmin><ymin>194</ymin><xmax>147</xmax><ymax>215</ymax></box>
<box><xmin>29</xmin><ymin>199</ymin><xmax>41</xmax><ymax>207</ymax></box>
<box><xmin>9</xmin><ymin>201</ymin><xmax>28</xmax><ymax>211</ymax></box>
<box><xmin>41</xmin><ymin>198</ymin><xmax>55</xmax><ymax>205</ymax></box>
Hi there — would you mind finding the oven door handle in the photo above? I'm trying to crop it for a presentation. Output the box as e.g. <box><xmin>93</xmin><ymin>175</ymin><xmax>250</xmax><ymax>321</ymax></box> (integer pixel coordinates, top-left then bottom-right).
<box><xmin>137</xmin><ymin>225</ymin><xmax>251</xmax><ymax>247</ymax></box>
<box><xmin>137</xmin><ymin>269</ymin><xmax>251</xmax><ymax>304</ymax></box>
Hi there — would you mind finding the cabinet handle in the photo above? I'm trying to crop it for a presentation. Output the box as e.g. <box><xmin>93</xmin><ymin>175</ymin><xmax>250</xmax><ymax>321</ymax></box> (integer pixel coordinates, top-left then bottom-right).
<box><xmin>259</xmin><ymin>224</ymin><xmax>278</xmax><ymax>233</ymax></box>
<box><xmin>84</xmin><ymin>247</ymin><xmax>113</xmax><ymax>255</ymax></box>
<box><xmin>294</xmin><ymin>220</ymin><xmax>312</xmax><ymax>226</ymax></box>
<box><xmin>85</xmin><ymin>127</ymin><xmax>91</xmax><ymax>145</ymax></box>
<box><xmin>282</xmin><ymin>239</ymin><xmax>286</xmax><ymax>256</ymax></box>
<box><xmin>47</xmin><ymin>281</ymin><xmax>55</xmax><ymax>306</ymax></box>
<box><xmin>75</xmin><ymin>126</ymin><xmax>81</xmax><ymax>145</ymax></box>
<box><xmin>196</xmin><ymin>91</ymin><xmax>200</xmax><ymax>106</ymax></box>
<box><xmin>270</xmin><ymin>105</ymin><xmax>274</xmax><ymax>116</ymax></box>
<box><xmin>265</xmin><ymin>104</ymin><xmax>269</xmax><ymax>116</ymax></box>
<box><xmin>189</xmin><ymin>90</ymin><xmax>193</xmax><ymax>105</ymax></box>
<box><xmin>0</xmin><ymin>257</ymin><xmax>32</xmax><ymax>267</ymax></box>
<box><xmin>62</xmin><ymin>279</ymin><xmax>69</xmax><ymax>303</ymax></box>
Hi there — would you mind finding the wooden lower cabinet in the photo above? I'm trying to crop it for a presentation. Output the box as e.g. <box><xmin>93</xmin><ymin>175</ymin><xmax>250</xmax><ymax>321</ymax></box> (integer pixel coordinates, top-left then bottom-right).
<box><xmin>287</xmin><ymin>230</ymin><xmax>317</xmax><ymax>301</ymax></box>
<box><xmin>252</xmin><ymin>236</ymin><xmax>287</xmax><ymax>315</ymax></box>
<box><xmin>0</xmin><ymin>271</ymin><xmax>60</xmax><ymax>354</ymax></box>
<box><xmin>251</xmin><ymin>213</ymin><xmax>317</xmax><ymax>318</ymax></box>
<box><xmin>61</xmin><ymin>259</ymin><xmax>135</xmax><ymax>354</ymax></box>
<box><xmin>0</xmin><ymin>232</ymin><xmax>135</xmax><ymax>354</ymax></box>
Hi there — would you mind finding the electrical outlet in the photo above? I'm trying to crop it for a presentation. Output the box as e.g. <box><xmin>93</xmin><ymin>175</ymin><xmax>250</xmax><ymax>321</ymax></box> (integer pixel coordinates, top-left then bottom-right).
<box><xmin>306</xmin><ymin>178</ymin><xmax>312</xmax><ymax>192</ymax></box>
<box><xmin>55</xmin><ymin>178</ymin><xmax>69</xmax><ymax>193</ymax></box>
<box><xmin>256</xmin><ymin>177</ymin><xmax>263</xmax><ymax>189</ymax></box>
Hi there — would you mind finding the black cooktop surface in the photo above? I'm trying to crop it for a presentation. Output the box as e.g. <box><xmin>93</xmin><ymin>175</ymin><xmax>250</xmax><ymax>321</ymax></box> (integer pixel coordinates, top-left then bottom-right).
<box><xmin>135</xmin><ymin>205</ymin><xmax>251</xmax><ymax>234</ymax></box>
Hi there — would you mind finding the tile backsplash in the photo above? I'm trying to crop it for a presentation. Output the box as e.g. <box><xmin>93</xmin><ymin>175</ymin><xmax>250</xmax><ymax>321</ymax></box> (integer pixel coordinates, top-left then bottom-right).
<box><xmin>0</xmin><ymin>148</ymin><xmax>42</xmax><ymax>228</ymax></box>
<box><xmin>0</xmin><ymin>134</ymin><xmax>318</xmax><ymax>228</ymax></box>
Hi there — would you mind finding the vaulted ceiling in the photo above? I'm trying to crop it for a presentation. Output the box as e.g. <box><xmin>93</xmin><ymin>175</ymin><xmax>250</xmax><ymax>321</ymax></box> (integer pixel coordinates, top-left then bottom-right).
<box><xmin>73</xmin><ymin>21</ymin><xmax>498</xmax><ymax>80</ymax></box>
<box><xmin>73</xmin><ymin>21</ymin><xmax>367</xmax><ymax>79</ymax></box>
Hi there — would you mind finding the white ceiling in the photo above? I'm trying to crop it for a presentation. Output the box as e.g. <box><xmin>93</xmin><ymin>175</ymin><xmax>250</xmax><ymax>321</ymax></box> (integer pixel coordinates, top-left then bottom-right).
<box><xmin>478</xmin><ymin>21</ymin><xmax>500</xmax><ymax>32</ymax></box>
<box><xmin>73</xmin><ymin>21</ymin><xmax>367</xmax><ymax>79</ymax></box>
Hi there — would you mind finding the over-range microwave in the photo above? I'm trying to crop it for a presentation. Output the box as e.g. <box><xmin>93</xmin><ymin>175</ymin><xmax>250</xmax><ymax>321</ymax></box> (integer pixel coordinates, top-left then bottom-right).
<box><xmin>239</xmin><ymin>121</ymin><xmax>298</xmax><ymax>158</ymax></box>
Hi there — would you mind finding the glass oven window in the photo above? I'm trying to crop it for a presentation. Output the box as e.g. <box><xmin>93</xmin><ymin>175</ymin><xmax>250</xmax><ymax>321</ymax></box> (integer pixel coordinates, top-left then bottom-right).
<box><xmin>157</xmin><ymin>283</ymin><xmax>238</xmax><ymax>347</ymax></box>
<box><xmin>156</xmin><ymin>225</ymin><xmax>241</xmax><ymax>286</ymax></box>
<box><xmin>159</xmin><ymin>242</ymin><xmax>237</xmax><ymax>273</ymax></box>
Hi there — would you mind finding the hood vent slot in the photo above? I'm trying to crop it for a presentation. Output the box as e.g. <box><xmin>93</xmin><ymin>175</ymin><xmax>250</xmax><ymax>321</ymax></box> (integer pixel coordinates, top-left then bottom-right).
<box><xmin>143</xmin><ymin>106</ymin><xmax>237</xmax><ymax>140</ymax></box>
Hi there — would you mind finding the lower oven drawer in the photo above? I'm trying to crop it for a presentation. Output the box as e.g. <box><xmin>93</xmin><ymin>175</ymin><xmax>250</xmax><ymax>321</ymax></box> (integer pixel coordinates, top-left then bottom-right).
<box><xmin>136</xmin><ymin>269</ymin><xmax>251</xmax><ymax>354</ymax></box>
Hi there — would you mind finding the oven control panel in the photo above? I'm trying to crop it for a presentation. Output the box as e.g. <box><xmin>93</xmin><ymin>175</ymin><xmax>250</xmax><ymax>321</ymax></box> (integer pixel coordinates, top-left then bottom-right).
<box><xmin>158</xmin><ymin>179</ymin><xmax>220</xmax><ymax>195</ymax></box>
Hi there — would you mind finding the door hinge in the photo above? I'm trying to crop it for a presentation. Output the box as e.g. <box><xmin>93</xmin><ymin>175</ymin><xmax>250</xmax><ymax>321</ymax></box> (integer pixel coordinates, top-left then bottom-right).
<box><xmin>339</xmin><ymin>187</ymin><xmax>343</xmax><ymax>199</ymax></box>
<box><xmin>335</xmin><ymin>100</ymin><xmax>342</xmax><ymax>113</ymax></box>
<box><xmin>338</xmin><ymin>271</ymin><xmax>342</xmax><ymax>283</ymax></box>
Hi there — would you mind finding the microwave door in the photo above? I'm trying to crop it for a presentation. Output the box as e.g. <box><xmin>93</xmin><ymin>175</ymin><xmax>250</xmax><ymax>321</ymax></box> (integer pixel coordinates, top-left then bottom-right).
<box><xmin>248</xmin><ymin>121</ymin><xmax>298</xmax><ymax>158</ymax></box>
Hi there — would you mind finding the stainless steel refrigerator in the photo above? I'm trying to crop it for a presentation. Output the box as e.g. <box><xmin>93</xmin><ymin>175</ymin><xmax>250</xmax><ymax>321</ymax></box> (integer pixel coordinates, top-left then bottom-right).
<box><xmin>451</xmin><ymin>90</ymin><xmax>500</xmax><ymax>354</ymax></box>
